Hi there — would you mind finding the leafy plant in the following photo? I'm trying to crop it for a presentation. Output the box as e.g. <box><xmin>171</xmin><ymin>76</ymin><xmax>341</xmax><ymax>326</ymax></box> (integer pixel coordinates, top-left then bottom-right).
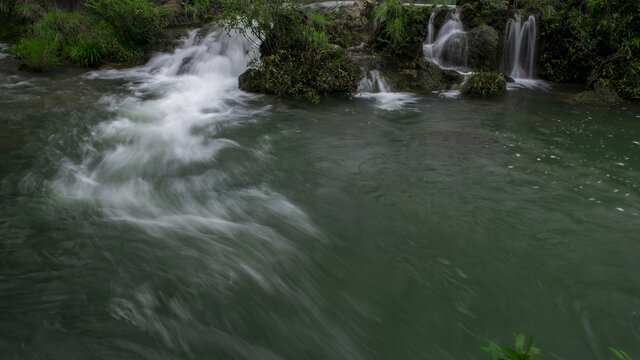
<box><xmin>482</xmin><ymin>333</ymin><xmax>541</xmax><ymax>360</ymax></box>
<box><xmin>461</xmin><ymin>71</ymin><xmax>506</xmax><ymax>96</ymax></box>
<box><xmin>372</xmin><ymin>0</ymin><xmax>429</xmax><ymax>58</ymax></box>
<box><xmin>84</xmin><ymin>0</ymin><xmax>163</xmax><ymax>45</ymax></box>
<box><xmin>608</xmin><ymin>347</ymin><xmax>633</xmax><ymax>360</ymax></box>
<box><xmin>537</xmin><ymin>0</ymin><xmax>640</xmax><ymax>99</ymax></box>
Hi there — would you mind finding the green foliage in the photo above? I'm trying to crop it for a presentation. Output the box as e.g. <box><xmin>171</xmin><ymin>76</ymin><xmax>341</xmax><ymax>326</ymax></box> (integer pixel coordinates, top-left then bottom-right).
<box><xmin>461</xmin><ymin>71</ymin><xmax>506</xmax><ymax>96</ymax></box>
<box><xmin>374</xmin><ymin>0</ymin><xmax>405</xmax><ymax>42</ymax></box>
<box><xmin>11</xmin><ymin>10</ymin><xmax>141</xmax><ymax>69</ymax></box>
<box><xmin>11</xmin><ymin>36</ymin><xmax>59</xmax><ymax>70</ymax></box>
<box><xmin>220</xmin><ymin>0</ymin><xmax>359</xmax><ymax>101</ymax></box>
<box><xmin>537</xmin><ymin>0</ymin><xmax>640</xmax><ymax>99</ymax></box>
<box><xmin>309</xmin><ymin>10</ymin><xmax>360</xmax><ymax>49</ymax></box>
<box><xmin>253</xmin><ymin>48</ymin><xmax>358</xmax><ymax>102</ymax></box>
<box><xmin>608</xmin><ymin>347</ymin><xmax>633</xmax><ymax>360</ymax></box>
<box><xmin>12</xmin><ymin>0</ymin><xmax>45</xmax><ymax>21</ymax></box>
<box><xmin>372</xmin><ymin>0</ymin><xmax>429</xmax><ymax>58</ymax></box>
<box><xmin>183</xmin><ymin>0</ymin><xmax>211</xmax><ymax>20</ymax></box>
<box><xmin>0</xmin><ymin>1</ymin><xmax>10</xmax><ymax>14</ymax></box>
<box><xmin>482</xmin><ymin>333</ymin><xmax>541</xmax><ymax>360</ymax></box>
<box><xmin>84</xmin><ymin>0</ymin><xmax>165</xmax><ymax>45</ymax></box>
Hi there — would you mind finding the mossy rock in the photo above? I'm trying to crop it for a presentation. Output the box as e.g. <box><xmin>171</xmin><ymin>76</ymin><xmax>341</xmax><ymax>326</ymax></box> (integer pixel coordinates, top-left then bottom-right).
<box><xmin>239</xmin><ymin>47</ymin><xmax>358</xmax><ymax>101</ymax></box>
<box><xmin>467</xmin><ymin>25</ymin><xmax>499</xmax><ymax>71</ymax></box>
<box><xmin>461</xmin><ymin>71</ymin><xmax>506</xmax><ymax>97</ymax></box>
<box><xmin>574</xmin><ymin>79</ymin><xmax>623</xmax><ymax>104</ymax></box>
<box><xmin>382</xmin><ymin>59</ymin><xmax>463</xmax><ymax>93</ymax></box>
<box><xmin>238</xmin><ymin>68</ymin><xmax>269</xmax><ymax>94</ymax></box>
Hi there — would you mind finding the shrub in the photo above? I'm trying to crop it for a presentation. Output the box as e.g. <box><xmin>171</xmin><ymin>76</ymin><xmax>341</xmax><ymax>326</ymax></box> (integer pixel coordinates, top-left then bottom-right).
<box><xmin>461</xmin><ymin>71</ymin><xmax>506</xmax><ymax>96</ymax></box>
<box><xmin>537</xmin><ymin>0</ymin><xmax>640</xmax><ymax>99</ymax></box>
<box><xmin>250</xmin><ymin>48</ymin><xmax>358</xmax><ymax>102</ymax></box>
<box><xmin>84</xmin><ymin>0</ymin><xmax>163</xmax><ymax>45</ymax></box>
<box><xmin>371</xmin><ymin>0</ymin><xmax>430</xmax><ymax>58</ymax></box>
<box><xmin>220</xmin><ymin>0</ymin><xmax>359</xmax><ymax>101</ymax></box>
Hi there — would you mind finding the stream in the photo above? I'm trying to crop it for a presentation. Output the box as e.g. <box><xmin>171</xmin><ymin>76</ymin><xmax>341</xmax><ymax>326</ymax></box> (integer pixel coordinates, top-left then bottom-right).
<box><xmin>1</xmin><ymin>26</ymin><xmax>640</xmax><ymax>360</ymax></box>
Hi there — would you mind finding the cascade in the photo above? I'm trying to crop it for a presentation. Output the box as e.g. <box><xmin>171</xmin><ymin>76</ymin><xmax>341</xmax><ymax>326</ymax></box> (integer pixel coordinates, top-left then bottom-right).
<box><xmin>500</xmin><ymin>14</ymin><xmax>537</xmax><ymax>79</ymax></box>
<box><xmin>358</xmin><ymin>70</ymin><xmax>391</xmax><ymax>93</ymax></box>
<box><xmin>423</xmin><ymin>10</ymin><xmax>468</xmax><ymax>68</ymax></box>
<box><xmin>426</xmin><ymin>11</ymin><xmax>436</xmax><ymax>45</ymax></box>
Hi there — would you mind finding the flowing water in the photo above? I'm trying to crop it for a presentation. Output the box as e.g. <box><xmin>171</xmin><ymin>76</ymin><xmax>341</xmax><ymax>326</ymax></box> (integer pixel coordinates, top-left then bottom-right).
<box><xmin>1</xmin><ymin>26</ymin><xmax>640</xmax><ymax>360</ymax></box>
<box><xmin>423</xmin><ymin>10</ymin><xmax>468</xmax><ymax>69</ymax></box>
<box><xmin>501</xmin><ymin>14</ymin><xmax>538</xmax><ymax>81</ymax></box>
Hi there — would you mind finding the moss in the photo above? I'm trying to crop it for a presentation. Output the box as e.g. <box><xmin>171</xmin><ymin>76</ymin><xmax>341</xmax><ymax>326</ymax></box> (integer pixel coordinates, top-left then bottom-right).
<box><xmin>461</xmin><ymin>71</ymin><xmax>507</xmax><ymax>96</ymax></box>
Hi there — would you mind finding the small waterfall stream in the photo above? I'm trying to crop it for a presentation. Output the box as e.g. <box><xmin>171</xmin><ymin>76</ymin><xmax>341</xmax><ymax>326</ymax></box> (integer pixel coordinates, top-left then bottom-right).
<box><xmin>358</xmin><ymin>70</ymin><xmax>390</xmax><ymax>93</ymax></box>
<box><xmin>423</xmin><ymin>10</ymin><xmax>468</xmax><ymax>68</ymax></box>
<box><xmin>500</xmin><ymin>14</ymin><xmax>537</xmax><ymax>79</ymax></box>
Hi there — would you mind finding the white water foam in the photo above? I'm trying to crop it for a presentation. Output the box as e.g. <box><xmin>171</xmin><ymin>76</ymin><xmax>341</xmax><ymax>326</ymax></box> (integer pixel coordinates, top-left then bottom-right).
<box><xmin>54</xmin><ymin>29</ymin><xmax>321</xmax><ymax>294</ymax></box>
<box><xmin>0</xmin><ymin>43</ymin><xmax>10</xmax><ymax>60</ymax></box>
<box><xmin>356</xmin><ymin>69</ymin><xmax>416</xmax><ymax>110</ymax></box>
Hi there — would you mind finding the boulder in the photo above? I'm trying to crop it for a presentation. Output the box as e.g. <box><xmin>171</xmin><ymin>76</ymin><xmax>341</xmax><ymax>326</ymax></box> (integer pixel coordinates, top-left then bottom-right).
<box><xmin>343</xmin><ymin>0</ymin><xmax>383</xmax><ymax>26</ymax></box>
<box><xmin>574</xmin><ymin>79</ymin><xmax>623</xmax><ymax>104</ymax></box>
<box><xmin>467</xmin><ymin>25</ymin><xmax>500</xmax><ymax>70</ymax></box>
<box><xmin>382</xmin><ymin>60</ymin><xmax>463</xmax><ymax>93</ymax></box>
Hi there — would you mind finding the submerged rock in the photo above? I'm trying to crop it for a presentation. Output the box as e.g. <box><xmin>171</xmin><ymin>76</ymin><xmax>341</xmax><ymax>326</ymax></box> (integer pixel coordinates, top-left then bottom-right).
<box><xmin>383</xmin><ymin>59</ymin><xmax>463</xmax><ymax>93</ymax></box>
<box><xmin>574</xmin><ymin>79</ymin><xmax>623</xmax><ymax>104</ymax></box>
<box><xmin>467</xmin><ymin>25</ymin><xmax>499</xmax><ymax>71</ymax></box>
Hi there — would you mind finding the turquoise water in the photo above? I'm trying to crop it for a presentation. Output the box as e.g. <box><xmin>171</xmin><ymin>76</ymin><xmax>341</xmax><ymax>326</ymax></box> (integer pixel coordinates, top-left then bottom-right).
<box><xmin>1</xmin><ymin>32</ymin><xmax>639</xmax><ymax>359</ymax></box>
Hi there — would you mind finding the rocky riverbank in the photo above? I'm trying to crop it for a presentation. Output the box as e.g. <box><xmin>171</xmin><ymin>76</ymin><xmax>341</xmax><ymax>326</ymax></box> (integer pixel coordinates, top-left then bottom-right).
<box><xmin>1</xmin><ymin>0</ymin><xmax>638</xmax><ymax>101</ymax></box>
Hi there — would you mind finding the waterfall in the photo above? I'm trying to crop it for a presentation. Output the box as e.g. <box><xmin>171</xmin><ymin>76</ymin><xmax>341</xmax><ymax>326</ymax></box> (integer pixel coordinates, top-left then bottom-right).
<box><xmin>426</xmin><ymin>11</ymin><xmax>436</xmax><ymax>45</ymax></box>
<box><xmin>358</xmin><ymin>70</ymin><xmax>390</xmax><ymax>93</ymax></box>
<box><xmin>423</xmin><ymin>10</ymin><xmax>468</xmax><ymax>68</ymax></box>
<box><xmin>500</xmin><ymin>14</ymin><xmax>537</xmax><ymax>79</ymax></box>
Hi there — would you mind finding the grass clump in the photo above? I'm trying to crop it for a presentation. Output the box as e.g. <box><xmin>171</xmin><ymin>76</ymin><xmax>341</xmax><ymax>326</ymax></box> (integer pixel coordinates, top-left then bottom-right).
<box><xmin>11</xmin><ymin>10</ymin><xmax>141</xmax><ymax>70</ymax></box>
<box><xmin>11</xmin><ymin>36</ymin><xmax>59</xmax><ymax>70</ymax></box>
<box><xmin>461</xmin><ymin>71</ymin><xmax>506</xmax><ymax>96</ymax></box>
